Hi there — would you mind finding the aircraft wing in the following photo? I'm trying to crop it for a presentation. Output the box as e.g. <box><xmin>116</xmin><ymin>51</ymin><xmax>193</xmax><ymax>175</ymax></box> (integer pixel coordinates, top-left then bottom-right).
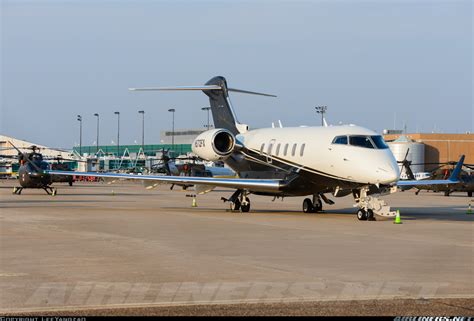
<box><xmin>46</xmin><ymin>170</ymin><xmax>284</xmax><ymax>193</ymax></box>
<box><xmin>397</xmin><ymin>179</ymin><xmax>460</xmax><ymax>186</ymax></box>
<box><xmin>396</xmin><ymin>155</ymin><xmax>465</xmax><ymax>187</ymax></box>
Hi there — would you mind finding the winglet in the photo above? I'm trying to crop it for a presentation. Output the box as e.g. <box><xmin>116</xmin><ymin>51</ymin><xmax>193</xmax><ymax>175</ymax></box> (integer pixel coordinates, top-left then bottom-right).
<box><xmin>448</xmin><ymin>155</ymin><xmax>465</xmax><ymax>181</ymax></box>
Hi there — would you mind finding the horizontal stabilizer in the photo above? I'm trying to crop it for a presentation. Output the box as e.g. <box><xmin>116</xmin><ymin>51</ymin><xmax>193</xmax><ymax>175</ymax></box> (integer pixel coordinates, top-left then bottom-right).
<box><xmin>129</xmin><ymin>85</ymin><xmax>221</xmax><ymax>91</ymax></box>
<box><xmin>227</xmin><ymin>88</ymin><xmax>276</xmax><ymax>97</ymax></box>
<box><xmin>129</xmin><ymin>85</ymin><xmax>276</xmax><ymax>97</ymax></box>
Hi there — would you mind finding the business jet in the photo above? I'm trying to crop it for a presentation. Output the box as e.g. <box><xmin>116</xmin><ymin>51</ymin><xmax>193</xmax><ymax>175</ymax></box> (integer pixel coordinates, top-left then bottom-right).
<box><xmin>49</xmin><ymin>76</ymin><xmax>463</xmax><ymax>220</ymax></box>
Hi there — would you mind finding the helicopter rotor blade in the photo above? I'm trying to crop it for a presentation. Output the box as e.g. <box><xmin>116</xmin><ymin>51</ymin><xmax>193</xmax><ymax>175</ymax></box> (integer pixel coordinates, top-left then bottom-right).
<box><xmin>398</xmin><ymin>148</ymin><xmax>415</xmax><ymax>180</ymax></box>
<box><xmin>403</xmin><ymin>149</ymin><xmax>409</xmax><ymax>162</ymax></box>
<box><xmin>8</xmin><ymin>141</ymin><xmax>43</xmax><ymax>173</ymax></box>
<box><xmin>43</xmin><ymin>155</ymin><xmax>88</xmax><ymax>163</ymax></box>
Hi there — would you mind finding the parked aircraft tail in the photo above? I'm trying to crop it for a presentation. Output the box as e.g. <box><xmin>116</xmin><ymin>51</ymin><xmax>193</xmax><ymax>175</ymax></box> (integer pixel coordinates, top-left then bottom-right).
<box><xmin>129</xmin><ymin>76</ymin><xmax>276</xmax><ymax>135</ymax></box>
<box><xmin>448</xmin><ymin>155</ymin><xmax>465</xmax><ymax>181</ymax></box>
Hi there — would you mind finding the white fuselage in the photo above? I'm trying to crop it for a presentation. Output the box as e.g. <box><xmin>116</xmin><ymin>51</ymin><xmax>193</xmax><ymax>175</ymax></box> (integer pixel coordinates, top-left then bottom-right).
<box><xmin>236</xmin><ymin>125</ymin><xmax>400</xmax><ymax>185</ymax></box>
<box><xmin>400</xmin><ymin>172</ymin><xmax>431</xmax><ymax>180</ymax></box>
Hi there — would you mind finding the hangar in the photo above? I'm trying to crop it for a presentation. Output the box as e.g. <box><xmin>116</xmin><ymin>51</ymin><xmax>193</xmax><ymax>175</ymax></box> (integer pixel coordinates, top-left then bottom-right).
<box><xmin>0</xmin><ymin>134</ymin><xmax>73</xmax><ymax>159</ymax></box>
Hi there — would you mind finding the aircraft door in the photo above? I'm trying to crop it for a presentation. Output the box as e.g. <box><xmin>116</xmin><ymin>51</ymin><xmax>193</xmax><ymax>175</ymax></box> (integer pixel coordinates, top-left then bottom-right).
<box><xmin>266</xmin><ymin>139</ymin><xmax>276</xmax><ymax>163</ymax></box>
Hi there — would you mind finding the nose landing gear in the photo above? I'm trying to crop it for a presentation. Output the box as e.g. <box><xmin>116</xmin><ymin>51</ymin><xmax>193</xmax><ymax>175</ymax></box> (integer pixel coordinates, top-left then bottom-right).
<box><xmin>353</xmin><ymin>186</ymin><xmax>397</xmax><ymax>221</ymax></box>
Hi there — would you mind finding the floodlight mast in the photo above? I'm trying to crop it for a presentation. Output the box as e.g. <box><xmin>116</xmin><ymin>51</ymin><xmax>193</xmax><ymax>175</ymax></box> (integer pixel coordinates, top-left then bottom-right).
<box><xmin>93</xmin><ymin>113</ymin><xmax>100</xmax><ymax>153</ymax></box>
<box><xmin>315</xmin><ymin>106</ymin><xmax>327</xmax><ymax>126</ymax></box>
<box><xmin>168</xmin><ymin>108</ymin><xmax>176</xmax><ymax>151</ymax></box>
<box><xmin>138</xmin><ymin>110</ymin><xmax>145</xmax><ymax>153</ymax></box>
<box><xmin>77</xmin><ymin>115</ymin><xmax>82</xmax><ymax>156</ymax></box>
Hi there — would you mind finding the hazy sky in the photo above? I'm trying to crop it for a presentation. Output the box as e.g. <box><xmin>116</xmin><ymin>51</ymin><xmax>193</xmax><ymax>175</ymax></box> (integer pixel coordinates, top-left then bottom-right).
<box><xmin>1</xmin><ymin>0</ymin><xmax>472</xmax><ymax>148</ymax></box>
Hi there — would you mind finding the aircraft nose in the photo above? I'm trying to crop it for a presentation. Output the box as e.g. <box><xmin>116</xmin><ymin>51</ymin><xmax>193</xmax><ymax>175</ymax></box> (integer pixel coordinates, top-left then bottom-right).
<box><xmin>387</xmin><ymin>166</ymin><xmax>400</xmax><ymax>183</ymax></box>
<box><xmin>377</xmin><ymin>160</ymin><xmax>400</xmax><ymax>184</ymax></box>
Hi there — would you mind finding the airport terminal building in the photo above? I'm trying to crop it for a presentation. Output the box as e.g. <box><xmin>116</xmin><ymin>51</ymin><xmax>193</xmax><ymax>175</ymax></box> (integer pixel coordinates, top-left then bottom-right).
<box><xmin>73</xmin><ymin>128</ymin><xmax>205</xmax><ymax>157</ymax></box>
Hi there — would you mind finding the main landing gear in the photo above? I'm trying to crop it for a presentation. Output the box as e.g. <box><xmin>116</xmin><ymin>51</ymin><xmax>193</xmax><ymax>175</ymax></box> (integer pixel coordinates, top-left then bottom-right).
<box><xmin>302</xmin><ymin>194</ymin><xmax>323</xmax><ymax>213</ymax></box>
<box><xmin>222</xmin><ymin>189</ymin><xmax>251</xmax><ymax>213</ymax></box>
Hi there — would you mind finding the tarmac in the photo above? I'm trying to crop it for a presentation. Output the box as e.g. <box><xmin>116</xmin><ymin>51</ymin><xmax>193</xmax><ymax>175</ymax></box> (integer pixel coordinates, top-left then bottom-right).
<box><xmin>0</xmin><ymin>180</ymin><xmax>473</xmax><ymax>315</ymax></box>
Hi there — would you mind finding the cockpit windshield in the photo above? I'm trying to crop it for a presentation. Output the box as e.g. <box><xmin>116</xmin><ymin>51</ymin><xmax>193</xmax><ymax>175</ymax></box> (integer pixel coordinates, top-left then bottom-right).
<box><xmin>332</xmin><ymin>136</ymin><xmax>348</xmax><ymax>145</ymax></box>
<box><xmin>370</xmin><ymin>135</ymin><xmax>389</xmax><ymax>149</ymax></box>
<box><xmin>349</xmin><ymin>136</ymin><xmax>375</xmax><ymax>149</ymax></box>
<box><xmin>26</xmin><ymin>162</ymin><xmax>50</xmax><ymax>171</ymax></box>
<box><xmin>332</xmin><ymin>135</ymin><xmax>389</xmax><ymax>149</ymax></box>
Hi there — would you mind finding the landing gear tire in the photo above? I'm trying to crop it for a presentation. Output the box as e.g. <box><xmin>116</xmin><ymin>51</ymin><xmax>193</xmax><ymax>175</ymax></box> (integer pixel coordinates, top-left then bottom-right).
<box><xmin>313</xmin><ymin>198</ymin><xmax>322</xmax><ymax>212</ymax></box>
<box><xmin>357</xmin><ymin>209</ymin><xmax>367</xmax><ymax>221</ymax></box>
<box><xmin>303</xmin><ymin>198</ymin><xmax>314</xmax><ymax>213</ymax></box>
<box><xmin>240</xmin><ymin>197</ymin><xmax>250</xmax><ymax>213</ymax></box>
<box><xmin>366</xmin><ymin>209</ymin><xmax>375</xmax><ymax>221</ymax></box>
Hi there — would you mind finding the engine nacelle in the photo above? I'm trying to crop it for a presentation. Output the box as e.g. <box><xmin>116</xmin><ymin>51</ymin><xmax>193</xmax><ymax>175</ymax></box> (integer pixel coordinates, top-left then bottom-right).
<box><xmin>192</xmin><ymin>129</ymin><xmax>235</xmax><ymax>161</ymax></box>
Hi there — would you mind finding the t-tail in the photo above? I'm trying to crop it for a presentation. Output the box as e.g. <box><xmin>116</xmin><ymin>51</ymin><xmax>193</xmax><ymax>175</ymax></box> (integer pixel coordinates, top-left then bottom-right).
<box><xmin>129</xmin><ymin>76</ymin><xmax>276</xmax><ymax>135</ymax></box>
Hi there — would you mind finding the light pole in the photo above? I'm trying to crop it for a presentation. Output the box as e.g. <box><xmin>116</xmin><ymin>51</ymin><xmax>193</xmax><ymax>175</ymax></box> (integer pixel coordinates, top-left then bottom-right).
<box><xmin>168</xmin><ymin>108</ymin><xmax>175</xmax><ymax>151</ymax></box>
<box><xmin>114</xmin><ymin>111</ymin><xmax>120</xmax><ymax>157</ymax></box>
<box><xmin>201</xmin><ymin>107</ymin><xmax>211</xmax><ymax>129</ymax></box>
<box><xmin>77</xmin><ymin>115</ymin><xmax>82</xmax><ymax>156</ymax></box>
<box><xmin>138</xmin><ymin>110</ymin><xmax>145</xmax><ymax>153</ymax></box>
<box><xmin>315</xmin><ymin>105</ymin><xmax>327</xmax><ymax>126</ymax></box>
<box><xmin>93</xmin><ymin>113</ymin><xmax>100</xmax><ymax>153</ymax></box>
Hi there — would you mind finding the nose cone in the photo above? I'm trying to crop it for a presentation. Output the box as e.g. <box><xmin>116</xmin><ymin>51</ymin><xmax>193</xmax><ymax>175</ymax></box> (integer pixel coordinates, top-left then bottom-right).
<box><xmin>376</xmin><ymin>155</ymin><xmax>400</xmax><ymax>184</ymax></box>
<box><xmin>378</xmin><ymin>166</ymin><xmax>399</xmax><ymax>184</ymax></box>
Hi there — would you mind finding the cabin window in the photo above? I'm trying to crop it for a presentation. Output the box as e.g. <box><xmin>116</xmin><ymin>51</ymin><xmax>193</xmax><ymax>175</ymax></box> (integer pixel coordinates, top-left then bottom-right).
<box><xmin>260</xmin><ymin>143</ymin><xmax>265</xmax><ymax>155</ymax></box>
<box><xmin>267</xmin><ymin>142</ymin><xmax>274</xmax><ymax>155</ymax></box>
<box><xmin>332</xmin><ymin>136</ymin><xmax>348</xmax><ymax>145</ymax></box>
<box><xmin>349</xmin><ymin>136</ymin><xmax>375</xmax><ymax>149</ymax></box>
<box><xmin>284</xmin><ymin>143</ymin><xmax>289</xmax><ymax>156</ymax></box>
<box><xmin>275</xmin><ymin>143</ymin><xmax>281</xmax><ymax>156</ymax></box>
<box><xmin>291</xmin><ymin>144</ymin><xmax>297</xmax><ymax>156</ymax></box>
<box><xmin>300</xmin><ymin>144</ymin><xmax>305</xmax><ymax>156</ymax></box>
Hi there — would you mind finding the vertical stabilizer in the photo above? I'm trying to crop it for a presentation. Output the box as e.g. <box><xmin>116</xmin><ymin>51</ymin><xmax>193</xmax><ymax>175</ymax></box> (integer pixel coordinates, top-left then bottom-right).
<box><xmin>203</xmin><ymin>76</ymin><xmax>240</xmax><ymax>135</ymax></box>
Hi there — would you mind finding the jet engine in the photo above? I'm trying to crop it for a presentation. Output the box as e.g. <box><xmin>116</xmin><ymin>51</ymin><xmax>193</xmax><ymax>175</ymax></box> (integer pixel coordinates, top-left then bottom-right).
<box><xmin>192</xmin><ymin>129</ymin><xmax>236</xmax><ymax>161</ymax></box>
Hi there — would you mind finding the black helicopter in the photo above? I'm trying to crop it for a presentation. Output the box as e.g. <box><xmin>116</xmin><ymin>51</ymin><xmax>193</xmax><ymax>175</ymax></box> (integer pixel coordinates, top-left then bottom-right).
<box><xmin>399</xmin><ymin>150</ymin><xmax>473</xmax><ymax>197</ymax></box>
<box><xmin>149</xmin><ymin>149</ymin><xmax>212</xmax><ymax>177</ymax></box>
<box><xmin>1</xmin><ymin>143</ymin><xmax>76</xmax><ymax>195</ymax></box>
